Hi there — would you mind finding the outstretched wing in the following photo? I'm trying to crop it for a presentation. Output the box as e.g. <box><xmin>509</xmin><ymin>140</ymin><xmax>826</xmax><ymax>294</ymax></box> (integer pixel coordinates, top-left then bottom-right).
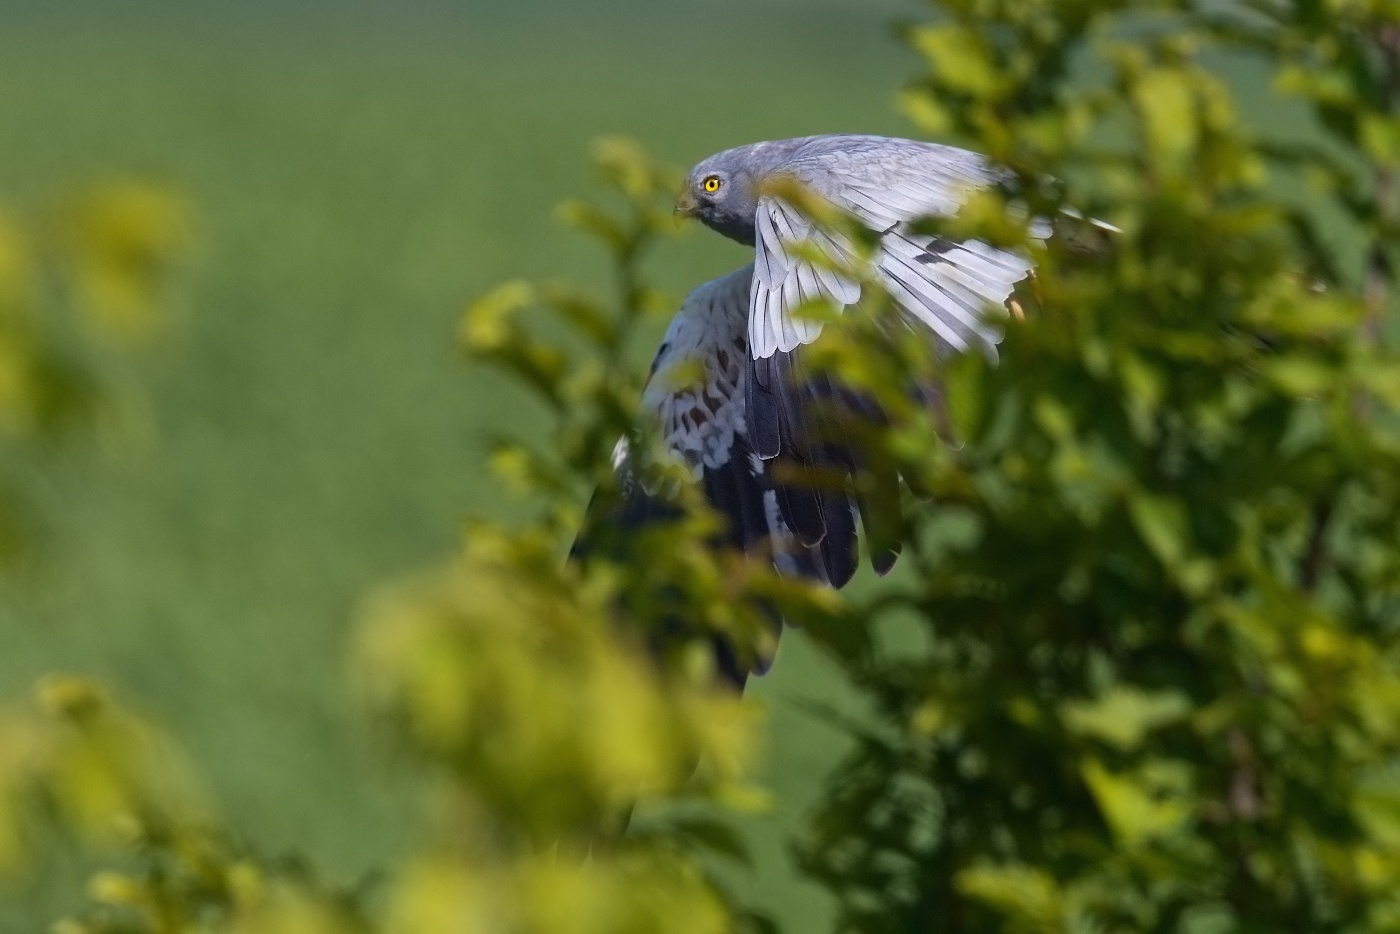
<box><xmin>748</xmin><ymin>137</ymin><xmax>1034</xmax><ymax>363</ymax></box>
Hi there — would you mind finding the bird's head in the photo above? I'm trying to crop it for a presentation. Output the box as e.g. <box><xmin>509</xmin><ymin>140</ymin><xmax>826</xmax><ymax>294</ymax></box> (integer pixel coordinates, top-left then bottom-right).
<box><xmin>677</xmin><ymin>146</ymin><xmax>763</xmax><ymax>245</ymax></box>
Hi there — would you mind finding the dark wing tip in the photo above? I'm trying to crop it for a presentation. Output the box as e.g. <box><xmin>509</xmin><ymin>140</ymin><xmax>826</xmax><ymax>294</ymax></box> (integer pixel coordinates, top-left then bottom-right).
<box><xmin>870</xmin><ymin>544</ymin><xmax>900</xmax><ymax>577</ymax></box>
<box><xmin>820</xmin><ymin>502</ymin><xmax>859</xmax><ymax>589</ymax></box>
<box><xmin>777</xmin><ymin>477</ymin><xmax>828</xmax><ymax>547</ymax></box>
<box><xmin>746</xmin><ymin>356</ymin><xmax>782</xmax><ymax>460</ymax></box>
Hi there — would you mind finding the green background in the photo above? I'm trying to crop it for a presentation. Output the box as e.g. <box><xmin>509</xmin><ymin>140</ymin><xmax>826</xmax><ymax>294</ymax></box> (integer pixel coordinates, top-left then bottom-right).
<box><xmin>0</xmin><ymin>1</ymin><xmax>920</xmax><ymax>929</ymax></box>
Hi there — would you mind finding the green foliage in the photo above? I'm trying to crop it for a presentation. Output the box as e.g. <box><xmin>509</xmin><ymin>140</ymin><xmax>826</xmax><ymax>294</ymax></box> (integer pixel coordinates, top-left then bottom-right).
<box><xmin>0</xmin><ymin>144</ymin><xmax>808</xmax><ymax>934</ymax></box>
<box><xmin>351</xmin><ymin>520</ymin><xmax>764</xmax><ymax>933</ymax></box>
<box><xmin>0</xmin><ymin>188</ymin><xmax>362</xmax><ymax>933</ymax></box>
<box><xmin>0</xmin><ymin>183</ymin><xmax>187</xmax><ymax>562</ymax></box>
<box><xmin>0</xmin><ymin>677</ymin><xmax>356</xmax><ymax>934</ymax></box>
<box><xmin>796</xmin><ymin>1</ymin><xmax>1400</xmax><ymax>931</ymax></box>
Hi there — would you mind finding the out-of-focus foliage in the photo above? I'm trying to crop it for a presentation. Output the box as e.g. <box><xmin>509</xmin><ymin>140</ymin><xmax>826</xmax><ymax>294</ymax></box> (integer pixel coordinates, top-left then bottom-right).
<box><xmin>794</xmin><ymin>1</ymin><xmax>1400</xmax><ymax>931</ymax></box>
<box><xmin>353</xmin><ymin>524</ymin><xmax>761</xmax><ymax>934</ymax></box>
<box><xmin>13</xmin><ymin>1</ymin><xmax>1400</xmax><ymax>931</ymax></box>
<box><xmin>0</xmin><ymin>677</ymin><xmax>364</xmax><ymax>934</ymax></box>
<box><xmin>0</xmin><ymin>182</ymin><xmax>187</xmax><ymax>561</ymax></box>
<box><xmin>0</xmin><ymin>187</ymin><xmax>363</xmax><ymax>933</ymax></box>
<box><xmin>0</xmin><ymin>144</ymin><xmax>818</xmax><ymax>934</ymax></box>
<box><xmin>0</xmin><ymin>676</ymin><xmax>204</xmax><ymax>878</ymax></box>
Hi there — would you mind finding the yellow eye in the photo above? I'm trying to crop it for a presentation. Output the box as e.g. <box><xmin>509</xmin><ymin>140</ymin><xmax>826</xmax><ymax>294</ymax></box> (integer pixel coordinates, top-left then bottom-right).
<box><xmin>703</xmin><ymin>176</ymin><xmax>722</xmax><ymax>193</ymax></box>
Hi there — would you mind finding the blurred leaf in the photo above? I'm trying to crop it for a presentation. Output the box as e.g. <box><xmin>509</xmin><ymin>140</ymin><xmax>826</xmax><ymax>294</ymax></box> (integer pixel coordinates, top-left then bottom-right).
<box><xmin>1062</xmin><ymin>686</ymin><xmax>1191</xmax><ymax>751</ymax></box>
<box><xmin>1081</xmin><ymin>758</ymin><xmax>1191</xmax><ymax>850</ymax></box>
<box><xmin>955</xmin><ymin>863</ymin><xmax>1065</xmax><ymax>931</ymax></box>
<box><xmin>61</xmin><ymin>182</ymin><xmax>190</xmax><ymax>340</ymax></box>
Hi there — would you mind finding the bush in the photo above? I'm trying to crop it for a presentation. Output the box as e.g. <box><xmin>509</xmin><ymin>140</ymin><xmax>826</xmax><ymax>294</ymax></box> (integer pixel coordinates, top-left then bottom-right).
<box><xmin>797</xmin><ymin>2</ymin><xmax>1400</xmax><ymax>931</ymax></box>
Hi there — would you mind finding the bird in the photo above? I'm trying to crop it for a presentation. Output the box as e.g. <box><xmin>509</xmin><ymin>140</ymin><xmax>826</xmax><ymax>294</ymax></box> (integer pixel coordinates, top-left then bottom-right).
<box><xmin>580</xmin><ymin>136</ymin><xmax>1046</xmax><ymax>687</ymax></box>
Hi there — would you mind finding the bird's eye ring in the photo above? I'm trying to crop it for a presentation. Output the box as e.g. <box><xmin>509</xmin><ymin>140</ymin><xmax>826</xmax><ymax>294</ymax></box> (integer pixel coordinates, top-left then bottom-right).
<box><xmin>703</xmin><ymin>175</ymin><xmax>722</xmax><ymax>193</ymax></box>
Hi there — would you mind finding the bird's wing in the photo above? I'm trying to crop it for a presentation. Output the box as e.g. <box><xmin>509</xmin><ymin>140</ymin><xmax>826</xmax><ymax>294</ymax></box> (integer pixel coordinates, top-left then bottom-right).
<box><xmin>748</xmin><ymin>197</ymin><xmax>862</xmax><ymax>358</ymax></box>
<box><xmin>572</xmin><ymin>264</ymin><xmax>879</xmax><ymax>686</ymax></box>
<box><xmin>749</xmin><ymin>139</ymin><xmax>1034</xmax><ymax>362</ymax></box>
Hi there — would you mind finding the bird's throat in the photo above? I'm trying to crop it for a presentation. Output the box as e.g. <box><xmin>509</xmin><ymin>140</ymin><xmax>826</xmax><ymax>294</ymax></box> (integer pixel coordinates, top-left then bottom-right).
<box><xmin>702</xmin><ymin>213</ymin><xmax>757</xmax><ymax>247</ymax></box>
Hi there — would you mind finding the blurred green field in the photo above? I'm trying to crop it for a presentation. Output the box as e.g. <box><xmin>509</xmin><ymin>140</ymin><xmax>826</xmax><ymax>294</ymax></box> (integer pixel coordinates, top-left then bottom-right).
<box><xmin>0</xmin><ymin>2</ymin><xmax>918</xmax><ymax>929</ymax></box>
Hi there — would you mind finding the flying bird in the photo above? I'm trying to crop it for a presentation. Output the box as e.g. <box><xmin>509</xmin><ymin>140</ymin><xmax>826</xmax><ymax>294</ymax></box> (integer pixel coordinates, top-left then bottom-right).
<box><xmin>582</xmin><ymin>135</ymin><xmax>1046</xmax><ymax>686</ymax></box>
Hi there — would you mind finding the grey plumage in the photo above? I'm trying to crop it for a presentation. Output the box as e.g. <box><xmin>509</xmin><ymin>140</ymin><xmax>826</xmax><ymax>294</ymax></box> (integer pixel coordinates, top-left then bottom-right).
<box><xmin>677</xmin><ymin>134</ymin><xmax>1035</xmax><ymax>361</ymax></box>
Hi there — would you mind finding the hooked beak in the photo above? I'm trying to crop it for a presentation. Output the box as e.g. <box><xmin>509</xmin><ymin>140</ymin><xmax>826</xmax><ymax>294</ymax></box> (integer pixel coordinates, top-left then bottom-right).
<box><xmin>674</xmin><ymin>191</ymin><xmax>700</xmax><ymax>220</ymax></box>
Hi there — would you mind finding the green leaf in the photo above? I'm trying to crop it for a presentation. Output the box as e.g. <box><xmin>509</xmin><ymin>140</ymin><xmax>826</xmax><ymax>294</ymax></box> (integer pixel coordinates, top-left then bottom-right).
<box><xmin>1267</xmin><ymin>356</ymin><xmax>1333</xmax><ymax>398</ymax></box>
<box><xmin>1061</xmin><ymin>686</ymin><xmax>1191</xmax><ymax>751</ymax></box>
<box><xmin>1081</xmin><ymin>759</ymin><xmax>1191</xmax><ymax>849</ymax></box>
<box><xmin>1361</xmin><ymin>114</ymin><xmax>1400</xmax><ymax>167</ymax></box>
<box><xmin>1133</xmin><ymin>68</ymin><xmax>1198</xmax><ymax>173</ymax></box>
<box><xmin>944</xmin><ymin>353</ymin><xmax>986</xmax><ymax>441</ymax></box>
<box><xmin>1128</xmin><ymin>492</ymin><xmax>1188</xmax><ymax>569</ymax></box>
<box><xmin>460</xmin><ymin>280</ymin><xmax>533</xmax><ymax>353</ymax></box>
<box><xmin>955</xmin><ymin>862</ymin><xmax>1065</xmax><ymax>929</ymax></box>
<box><xmin>908</xmin><ymin>25</ymin><xmax>1001</xmax><ymax>98</ymax></box>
